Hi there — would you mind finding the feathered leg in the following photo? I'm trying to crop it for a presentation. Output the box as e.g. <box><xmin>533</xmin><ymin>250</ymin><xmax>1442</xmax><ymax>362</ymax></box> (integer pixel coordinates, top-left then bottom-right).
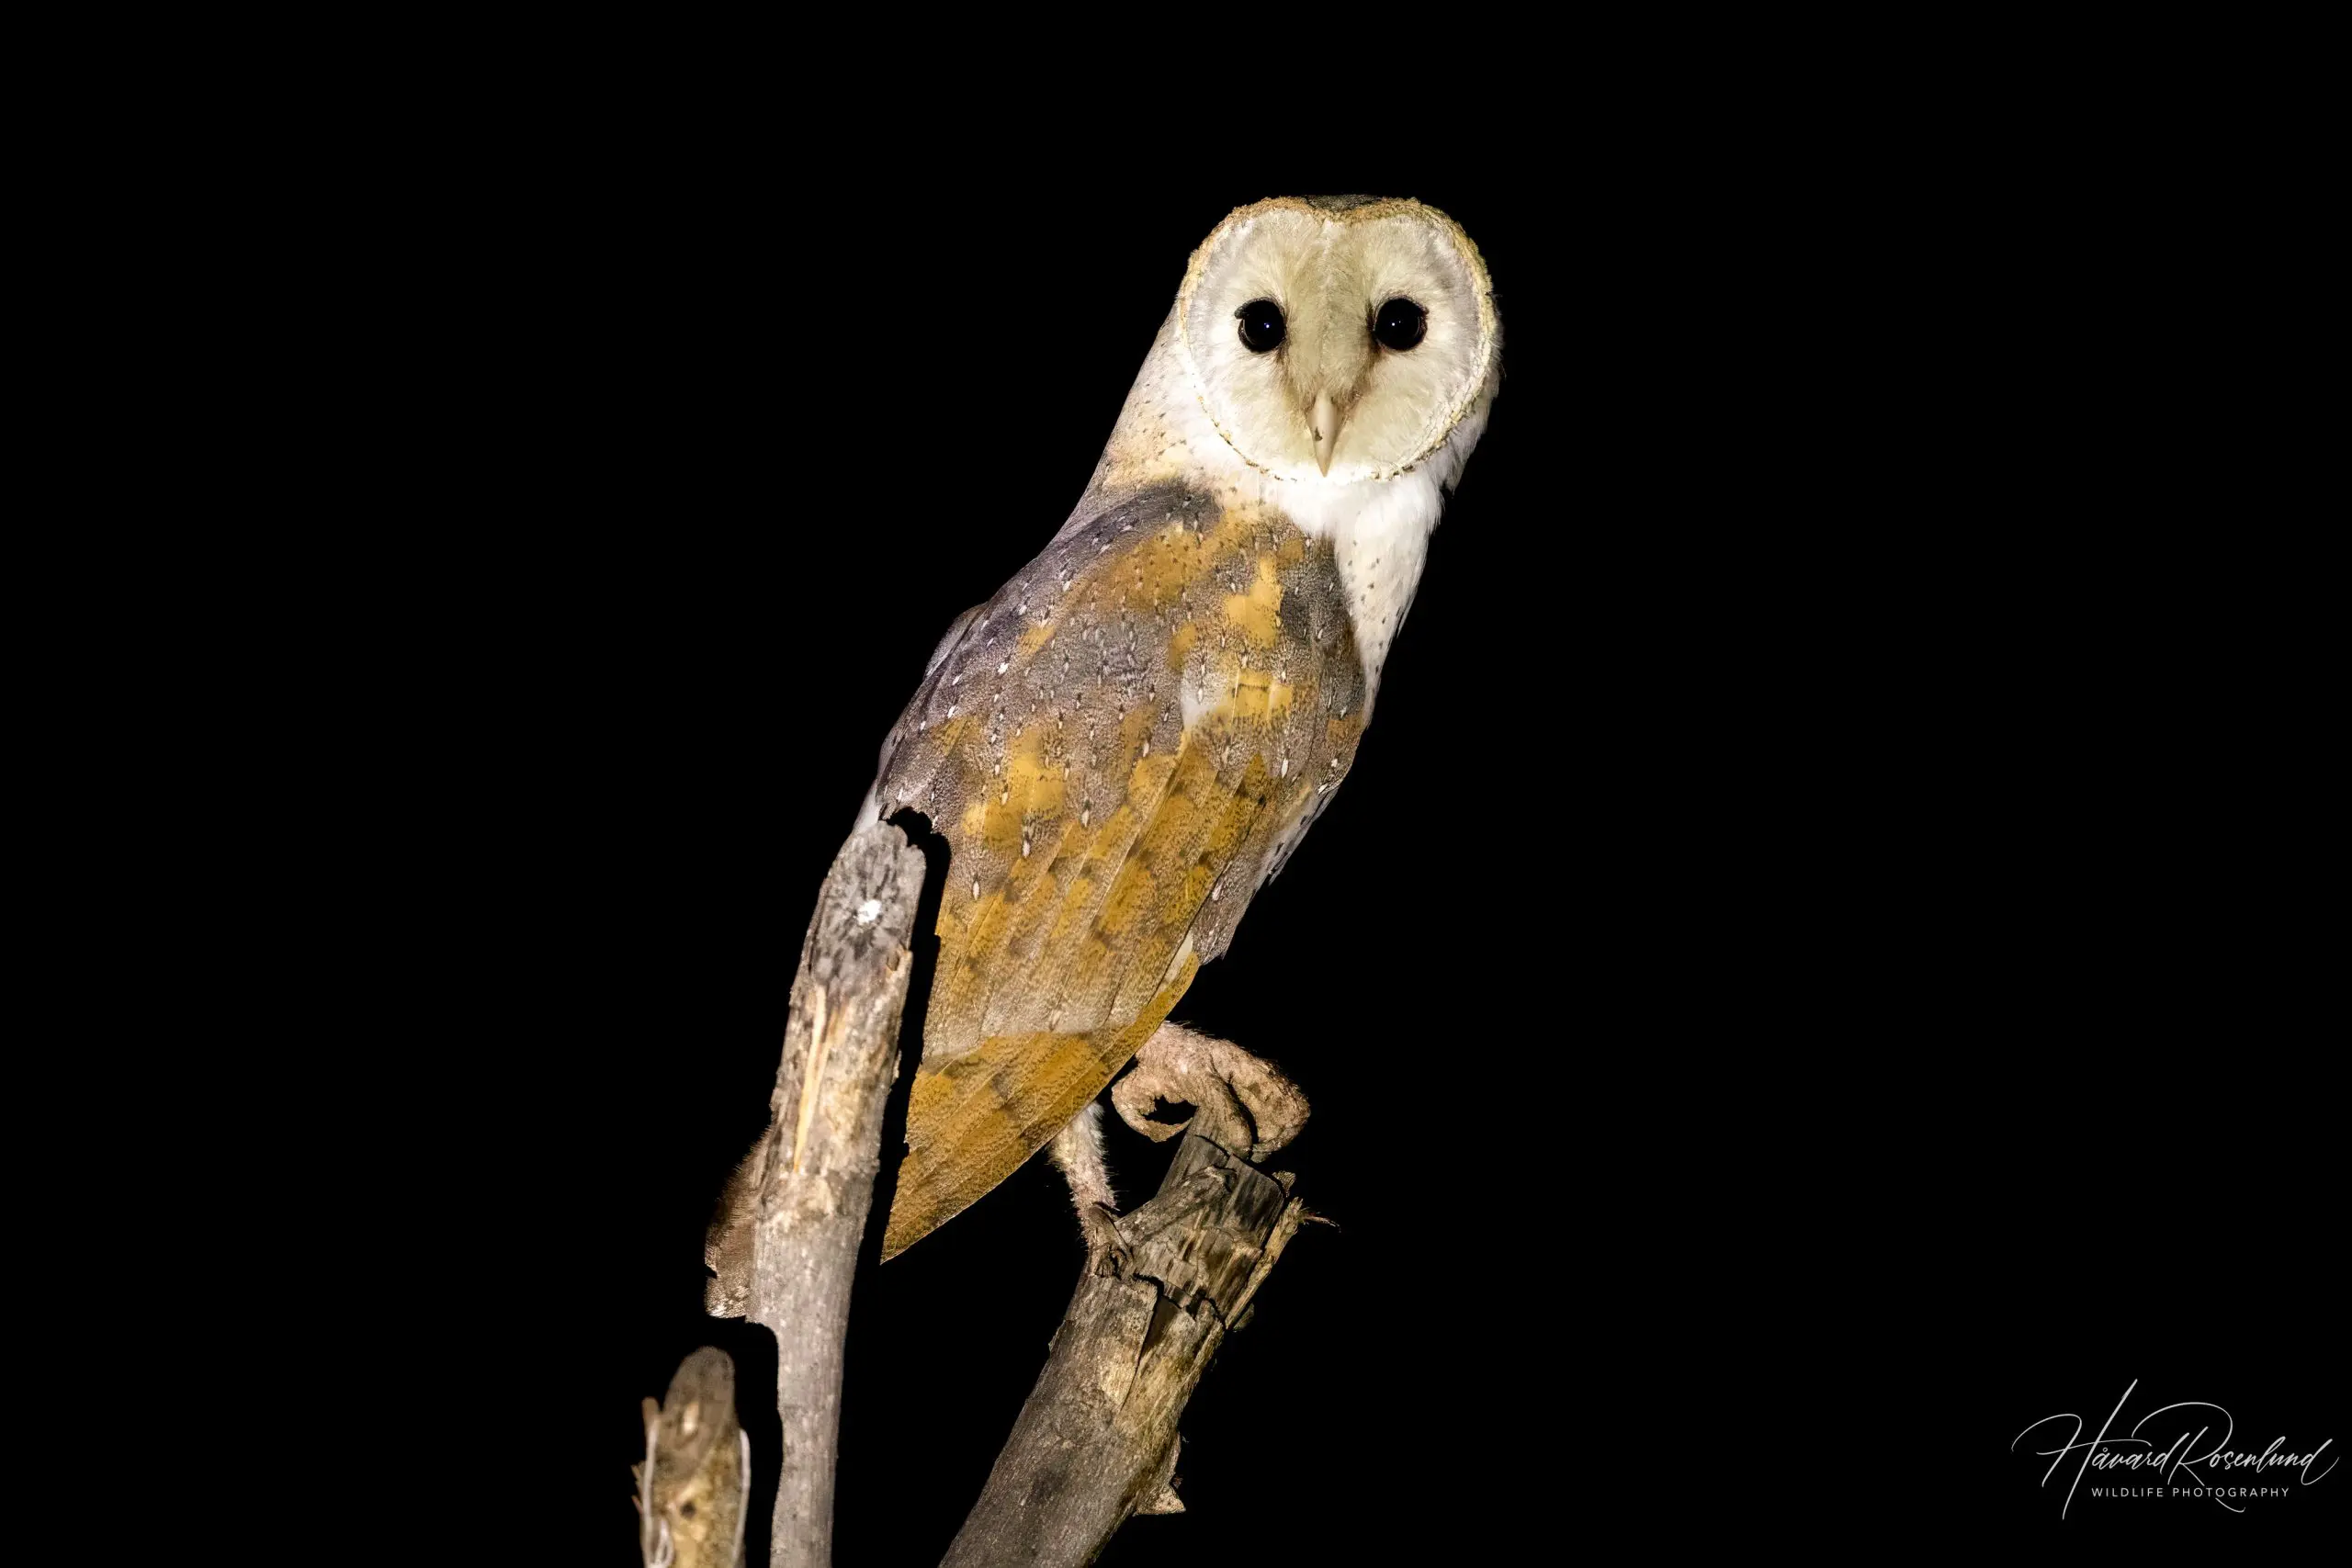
<box><xmin>1048</xmin><ymin>1100</ymin><xmax>1130</xmax><ymax>1276</ymax></box>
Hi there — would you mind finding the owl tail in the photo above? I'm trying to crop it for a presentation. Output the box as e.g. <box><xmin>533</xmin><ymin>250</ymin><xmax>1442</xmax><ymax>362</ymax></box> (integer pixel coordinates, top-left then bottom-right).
<box><xmin>878</xmin><ymin>964</ymin><xmax>1195</xmax><ymax>1260</ymax></box>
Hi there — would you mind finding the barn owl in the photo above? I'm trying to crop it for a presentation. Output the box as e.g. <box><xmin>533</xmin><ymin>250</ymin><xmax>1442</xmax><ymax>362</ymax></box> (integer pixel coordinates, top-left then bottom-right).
<box><xmin>866</xmin><ymin>195</ymin><xmax>1501</xmax><ymax>1265</ymax></box>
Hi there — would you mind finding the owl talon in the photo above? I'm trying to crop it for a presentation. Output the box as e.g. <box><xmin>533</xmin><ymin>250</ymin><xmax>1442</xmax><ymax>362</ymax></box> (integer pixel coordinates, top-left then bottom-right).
<box><xmin>1113</xmin><ymin>1023</ymin><xmax>1310</xmax><ymax>1162</ymax></box>
<box><xmin>1080</xmin><ymin>1203</ymin><xmax>1132</xmax><ymax>1277</ymax></box>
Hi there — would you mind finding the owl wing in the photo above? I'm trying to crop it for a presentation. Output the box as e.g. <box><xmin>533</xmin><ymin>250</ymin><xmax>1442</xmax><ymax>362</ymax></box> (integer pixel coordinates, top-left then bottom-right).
<box><xmin>872</xmin><ymin>482</ymin><xmax>1366</xmax><ymax>1258</ymax></box>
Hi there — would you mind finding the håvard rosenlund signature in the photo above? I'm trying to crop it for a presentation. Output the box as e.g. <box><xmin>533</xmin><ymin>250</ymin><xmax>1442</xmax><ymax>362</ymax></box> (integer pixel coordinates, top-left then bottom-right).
<box><xmin>2013</xmin><ymin>1378</ymin><xmax>2336</xmax><ymax>1517</ymax></box>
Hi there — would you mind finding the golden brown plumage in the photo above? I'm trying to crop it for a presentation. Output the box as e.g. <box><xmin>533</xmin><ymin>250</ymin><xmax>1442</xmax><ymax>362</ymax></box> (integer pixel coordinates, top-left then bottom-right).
<box><xmin>875</xmin><ymin>487</ymin><xmax>1365</xmax><ymax>1258</ymax></box>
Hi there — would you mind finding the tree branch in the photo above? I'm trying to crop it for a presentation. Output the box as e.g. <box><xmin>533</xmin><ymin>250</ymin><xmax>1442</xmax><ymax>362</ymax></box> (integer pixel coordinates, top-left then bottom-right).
<box><xmin>942</xmin><ymin>1122</ymin><xmax>1310</xmax><ymax>1568</ymax></box>
<box><xmin>705</xmin><ymin>820</ymin><xmax>926</xmax><ymax>1568</ymax></box>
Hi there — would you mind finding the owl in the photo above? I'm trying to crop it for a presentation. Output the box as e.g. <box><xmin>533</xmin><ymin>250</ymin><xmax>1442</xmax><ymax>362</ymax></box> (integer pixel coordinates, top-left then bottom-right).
<box><xmin>868</xmin><ymin>195</ymin><xmax>1501</xmax><ymax>1263</ymax></box>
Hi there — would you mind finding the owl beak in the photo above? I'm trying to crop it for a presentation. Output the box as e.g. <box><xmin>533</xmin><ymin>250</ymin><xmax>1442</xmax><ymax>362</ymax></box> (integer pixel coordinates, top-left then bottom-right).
<box><xmin>1309</xmin><ymin>391</ymin><xmax>1342</xmax><ymax>475</ymax></box>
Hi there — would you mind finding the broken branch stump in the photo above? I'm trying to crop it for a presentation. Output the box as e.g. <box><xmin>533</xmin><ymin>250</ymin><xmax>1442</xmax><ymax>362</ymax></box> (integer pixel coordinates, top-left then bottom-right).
<box><xmin>638</xmin><ymin>1348</ymin><xmax>749</xmax><ymax>1568</ymax></box>
<box><xmin>942</xmin><ymin>1127</ymin><xmax>1309</xmax><ymax>1568</ymax></box>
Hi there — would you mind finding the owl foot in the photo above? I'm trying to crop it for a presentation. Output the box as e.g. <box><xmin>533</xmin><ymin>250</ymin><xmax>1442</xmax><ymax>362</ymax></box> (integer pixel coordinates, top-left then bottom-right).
<box><xmin>1113</xmin><ymin>1022</ymin><xmax>1310</xmax><ymax>1163</ymax></box>
<box><xmin>1079</xmin><ymin>1201</ymin><xmax>1133</xmax><ymax>1278</ymax></box>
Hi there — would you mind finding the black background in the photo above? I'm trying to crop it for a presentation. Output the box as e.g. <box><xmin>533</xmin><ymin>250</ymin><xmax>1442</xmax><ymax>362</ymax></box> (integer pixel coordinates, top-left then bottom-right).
<box><xmin>368</xmin><ymin>110</ymin><xmax>2333</xmax><ymax>1561</ymax></box>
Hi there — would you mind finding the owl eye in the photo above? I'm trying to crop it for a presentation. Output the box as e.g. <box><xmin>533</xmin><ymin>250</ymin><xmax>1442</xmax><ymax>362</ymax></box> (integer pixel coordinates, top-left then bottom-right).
<box><xmin>1235</xmin><ymin>299</ymin><xmax>1285</xmax><ymax>353</ymax></box>
<box><xmin>1372</xmin><ymin>298</ymin><xmax>1428</xmax><ymax>351</ymax></box>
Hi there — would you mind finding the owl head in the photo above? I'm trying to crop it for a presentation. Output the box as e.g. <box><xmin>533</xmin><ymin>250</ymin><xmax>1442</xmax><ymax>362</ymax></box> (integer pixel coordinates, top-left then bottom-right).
<box><xmin>1174</xmin><ymin>196</ymin><xmax>1499</xmax><ymax>485</ymax></box>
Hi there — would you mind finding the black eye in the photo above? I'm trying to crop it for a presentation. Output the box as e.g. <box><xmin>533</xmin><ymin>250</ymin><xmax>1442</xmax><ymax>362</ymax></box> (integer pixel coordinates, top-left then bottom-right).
<box><xmin>1235</xmin><ymin>299</ymin><xmax>1285</xmax><ymax>353</ymax></box>
<box><xmin>1372</xmin><ymin>298</ymin><xmax>1428</xmax><ymax>351</ymax></box>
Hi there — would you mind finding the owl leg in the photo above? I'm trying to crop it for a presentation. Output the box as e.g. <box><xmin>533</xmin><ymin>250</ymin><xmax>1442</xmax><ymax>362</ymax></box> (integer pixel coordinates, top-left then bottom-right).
<box><xmin>1111</xmin><ymin>1022</ymin><xmax>1310</xmax><ymax>1163</ymax></box>
<box><xmin>1048</xmin><ymin>1101</ymin><xmax>1130</xmax><ymax>1277</ymax></box>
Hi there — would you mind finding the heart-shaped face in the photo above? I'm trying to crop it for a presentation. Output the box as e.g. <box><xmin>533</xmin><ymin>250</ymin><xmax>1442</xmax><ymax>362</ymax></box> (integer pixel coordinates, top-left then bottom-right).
<box><xmin>1176</xmin><ymin>197</ymin><xmax>1498</xmax><ymax>485</ymax></box>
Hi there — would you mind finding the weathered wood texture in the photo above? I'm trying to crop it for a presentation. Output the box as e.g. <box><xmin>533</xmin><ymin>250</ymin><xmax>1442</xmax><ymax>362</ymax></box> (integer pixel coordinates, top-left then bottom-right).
<box><xmin>943</xmin><ymin>1105</ymin><xmax>1309</xmax><ymax>1568</ymax></box>
<box><xmin>638</xmin><ymin>1348</ymin><xmax>749</xmax><ymax>1568</ymax></box>
<box><xmin>708</xmin><ymin>821</ymin><xmax>926</xmax><ymax>1568</ymax></box>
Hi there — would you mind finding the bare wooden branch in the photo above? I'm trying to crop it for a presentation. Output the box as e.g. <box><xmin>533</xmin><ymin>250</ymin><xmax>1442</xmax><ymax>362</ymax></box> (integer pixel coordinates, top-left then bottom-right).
<box><xmin>704</xmin><ymin>820</ymin><xmax>926</xmax><ymax>1568</ymax></box>
<box><xmin>637</xmin><ymin>1348</ymin><xmax>750</xmax><ymax>1568</ymax></box>
<box><xmin>942</xmin><ymin>1122</ymin><xmax>1310</xmax><ymax>1568</ymax></box>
